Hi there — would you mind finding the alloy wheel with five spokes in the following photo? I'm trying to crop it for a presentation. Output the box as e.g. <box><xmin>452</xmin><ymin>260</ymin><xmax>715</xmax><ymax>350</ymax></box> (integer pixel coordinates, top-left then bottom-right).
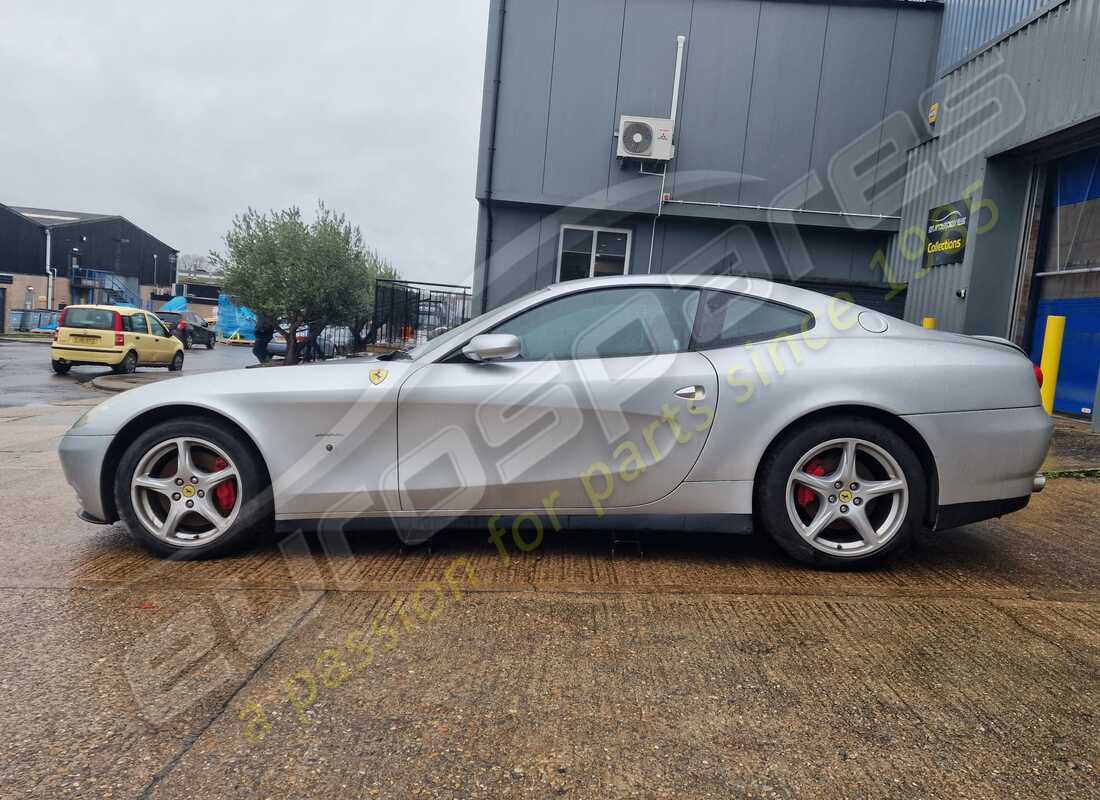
<box><xmin>130</xmin><ymin>436</ymin><xmax>242</xmax><ymax>547</ymax></box>
<box><xmin>784</xmin><ymin>437</ymin><xmax>909</xmax><ymax>558</ymax></box>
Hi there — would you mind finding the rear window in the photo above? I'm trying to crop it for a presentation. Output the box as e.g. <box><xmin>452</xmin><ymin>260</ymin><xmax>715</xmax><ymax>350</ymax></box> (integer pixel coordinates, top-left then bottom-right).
<box><xmin>63</xmin><ymin>308</ymin><xmax>116</xmax><ymax>330</ymax></box>
<box><xmin>693</xmin><ymin>291</ymin><xmax>814</xmax><ymax>349</ymax></box>
<box><xmin>158</xmin><ymin>313</ymin><xmax>182</xmax><ymax>324</ymax></box>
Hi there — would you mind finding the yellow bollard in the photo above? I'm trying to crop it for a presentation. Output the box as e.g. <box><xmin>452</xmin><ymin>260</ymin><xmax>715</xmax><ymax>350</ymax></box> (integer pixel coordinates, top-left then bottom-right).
<box><xmin>922</xmin><ymin>317</ymin><xmax>937</xmax><ymax>329</ymax></box>
<box><xmin>1039</xmin><ymin>315</ymin><xmax>1066</xmax><ymax>415</ymax></box>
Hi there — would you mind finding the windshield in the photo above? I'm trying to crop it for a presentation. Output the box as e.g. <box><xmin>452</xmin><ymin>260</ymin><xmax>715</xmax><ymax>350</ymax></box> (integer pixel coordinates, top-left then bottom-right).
<box><xmin>404</xmin><ymin>289</ymin><xmax>545</xmax><ymax>361</ymax></box>
<box><xmin>63</xmin><ymin>308</ymin><xmax>116</xmax><ymax>330</ymax></box>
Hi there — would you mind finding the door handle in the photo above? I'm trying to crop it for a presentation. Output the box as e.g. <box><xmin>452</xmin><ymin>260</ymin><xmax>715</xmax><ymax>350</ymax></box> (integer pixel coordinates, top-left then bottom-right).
<box><xmin>674</xmin><ymin>385</ymin><xmax>705</xmax><ymax>400</ymax></box>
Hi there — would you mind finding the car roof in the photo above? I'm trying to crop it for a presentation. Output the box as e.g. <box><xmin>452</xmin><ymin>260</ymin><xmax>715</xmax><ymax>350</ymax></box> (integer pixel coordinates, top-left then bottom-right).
<box><xmin>64</xmin><ymin>304</ymin><xmax>146</xmax><ymax>315</ymax></box>
<box><xmin>532</xmin><ymin>273</ymin><xmax>850</xmax><ymax>317</ymax></box>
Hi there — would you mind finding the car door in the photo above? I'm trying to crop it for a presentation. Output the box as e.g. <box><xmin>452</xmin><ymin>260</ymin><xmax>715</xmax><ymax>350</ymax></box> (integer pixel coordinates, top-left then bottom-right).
<box><xmin>395</xmin><ymin>285</ymin><xmax>718</xmax><ymax>513</ymax></box>
<box><xmin>189</xmin><ymin>312</ymin><xmax>209</xmax><ymax>344</ymax></box>
<box><xmin>145</xmin><ymin>313</ymin><xmax>175</xmax><ymax>363</ymax></box>
<box><xmin>124</xmin><ymin>311</ymin><xmax>149</xmax><ymax>363</ymax></box>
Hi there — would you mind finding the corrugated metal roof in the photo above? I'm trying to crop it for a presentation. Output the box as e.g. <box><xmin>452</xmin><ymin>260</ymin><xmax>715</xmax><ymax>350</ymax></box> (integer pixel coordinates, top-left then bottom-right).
<box><xmin>8</xmin><ymin>205</ymin><xmax>118</xmax><ymax>227</ymax></box>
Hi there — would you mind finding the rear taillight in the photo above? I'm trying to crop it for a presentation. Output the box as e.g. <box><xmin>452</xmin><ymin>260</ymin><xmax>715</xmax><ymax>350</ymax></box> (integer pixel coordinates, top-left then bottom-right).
<box><xmin>177</xmin><ymin>320</ymin><xmax>187</xmax><ymax>330</ymax></box>
<box><xmin>1034</xmin><ymin>365</ymin><xmax>1044</xmax><ymax>388</ymax></box>
<box><xmin>114</xmin><ymin>312</ymin><xmax>124</xmax><ymax>346</ymax></box>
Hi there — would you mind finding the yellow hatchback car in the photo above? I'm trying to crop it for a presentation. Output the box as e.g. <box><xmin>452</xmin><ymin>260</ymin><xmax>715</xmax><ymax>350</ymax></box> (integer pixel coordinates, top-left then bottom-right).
<box><xmin>51</xmin><ymin>305</ymin><xmax>184</xmax><ymax>375</ymax></box>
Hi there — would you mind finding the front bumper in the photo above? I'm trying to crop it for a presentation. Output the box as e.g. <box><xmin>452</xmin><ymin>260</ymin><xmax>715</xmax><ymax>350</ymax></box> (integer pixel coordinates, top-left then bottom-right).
<box><xmin>58</xmin><ymin>433</ymin><xmax>116</xmax><ymax>524</ymax></box>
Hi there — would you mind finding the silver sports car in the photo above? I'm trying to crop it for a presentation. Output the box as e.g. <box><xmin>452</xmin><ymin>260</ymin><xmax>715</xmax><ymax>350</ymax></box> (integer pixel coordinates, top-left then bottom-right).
<box><xmin>59</xmin><ymin>275</ymin><xmax>1052</xmax><ymax>567</ymax></box>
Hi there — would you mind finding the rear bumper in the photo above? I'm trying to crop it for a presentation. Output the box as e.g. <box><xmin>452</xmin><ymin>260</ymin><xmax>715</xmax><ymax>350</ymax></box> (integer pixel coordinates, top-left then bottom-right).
<box><xmin>58</xmin><ymin>433</ymin><xmax>116</xmax><ymax>524</ymax></box>
<box><xmin>903</xmin><ymin>405</ymin><xmax>1053</xmax><ymax>507</ymax></box>
<box><xmin>51</xmin><ymin>345</ymin><xmax>125</xmax><ymax>365</ymax></box>
<box><xmin>933</xmin><ymin>494</ymin><xmax>1030</xmax><ymax>531</ymax></box>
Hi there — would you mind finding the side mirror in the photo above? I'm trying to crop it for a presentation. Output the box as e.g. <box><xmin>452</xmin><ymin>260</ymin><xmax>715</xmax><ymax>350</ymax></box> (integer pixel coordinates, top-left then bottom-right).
<box><xmin>462</xmin><ymin>333</ymin><xmax>521</xmax><ymax>362</ymax></box>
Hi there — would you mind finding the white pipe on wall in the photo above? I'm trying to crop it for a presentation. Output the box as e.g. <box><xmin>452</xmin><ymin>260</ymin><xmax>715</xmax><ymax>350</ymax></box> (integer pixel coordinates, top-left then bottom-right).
<box><xmin>44</xmin><ymin>228</ymin><xmax>55</xmax><ymax>309</ymax></box>
<box><xmin>669</xmin><ymin>34</ymin><xmax>686</xmax><ymax>126</ymax></box>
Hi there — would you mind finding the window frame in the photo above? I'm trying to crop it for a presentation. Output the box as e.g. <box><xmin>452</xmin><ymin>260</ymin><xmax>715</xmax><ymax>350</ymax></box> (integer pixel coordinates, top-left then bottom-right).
<box><xmin>689</xmin><ymin>289</ymin><xmax>816</xmax><ymax>351</ymax></box>
<box><xmin>555</xmin><ymin>224</ymin><xmax>632</xmax><ymax>283</ymax></box>
<box><xmin>436</xmin><ymin>285</ymin><xmax>816</xmax><ymax>365</ymax></box>
<box><xmin>127</xmin><ymin>313</ymin><xmax>149</xmax><ymax>334</ymax></box>
<box><xmin>443</xmin><ymin>284</ymin><xmax>701</xmax><ymax>363</ymax></box>
<box><xmin>147</xmin><ymin>313</ymin><xmax>170</xmax><ymax>337</ymax></box>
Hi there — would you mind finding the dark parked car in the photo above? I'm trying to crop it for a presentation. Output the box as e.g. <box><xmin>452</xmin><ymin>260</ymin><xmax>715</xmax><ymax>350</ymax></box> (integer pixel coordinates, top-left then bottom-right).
<box><xmin>157</xmin><ymin>310</ymin><xmax>216</xmax><ymax>350</ymax></box>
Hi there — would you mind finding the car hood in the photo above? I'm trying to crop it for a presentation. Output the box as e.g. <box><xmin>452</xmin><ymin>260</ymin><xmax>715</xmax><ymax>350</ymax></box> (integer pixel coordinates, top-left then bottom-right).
<box><xmin>68</xmin><ymin>357</ymin><xmax>418</xmax><ymax>436</ymax></box>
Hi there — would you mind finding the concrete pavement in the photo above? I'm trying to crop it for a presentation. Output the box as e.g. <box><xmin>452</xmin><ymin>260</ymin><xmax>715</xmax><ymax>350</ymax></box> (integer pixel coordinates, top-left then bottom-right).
<box><xmin>0</xmin><ymin>399</ymin><xmax>1097</xmax><ymax>799</ymax></box>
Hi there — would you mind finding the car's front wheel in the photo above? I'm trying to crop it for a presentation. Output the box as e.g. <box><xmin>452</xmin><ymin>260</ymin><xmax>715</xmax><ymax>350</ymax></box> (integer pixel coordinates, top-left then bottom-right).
<box><xmin>115</xmin><ymin>418</ymin><xmax>271</xmax><ymax>557</ymax></box>
<box><xmin>755</xmin><ymin>416</ymin><xmax>926</xmax><ymax>567</ymax></box>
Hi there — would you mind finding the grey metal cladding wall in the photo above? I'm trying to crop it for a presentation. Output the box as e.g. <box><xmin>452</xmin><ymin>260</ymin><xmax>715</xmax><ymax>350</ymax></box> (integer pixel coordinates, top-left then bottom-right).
<box><xmin>979</xmin><ymin>0</ymin><xmax>1100</xmax><ymax>151</ymax></box>
<box><xmin>489</xmin><ymin>0</ymin><xmax>941</xmax><ymax>216</ymax></box>
<box><xmin>607</xmin><ymin>0</ymin><xmax>694</xmax><ymax>211</ymax></box>
<box><xmin>891</xmin><ymin>0</ymin><xmax>1100</xmax><ymax>326</ymax></box>
<box><xmin>734</xmin><ymin>1</ymin><xmax>829</xmax><ymax>208</ymax></box>
<box><xmin>489</xmin><ymin>0</ymin><xmax>558</xmax><ymax>198</ymax></box>
<box><xmin>883</xmin><ymin>136</ymin><xmax>979</xmax><ymax>331</ymax></box>
<box><xmin>543</xmin><ymin>0</ymin><xmax>626</xmax><ymax>200</ymax></box>
<box><xmin>664</xmin><ymin>0</ymin><xmax>760</xmax><ymax>206</ymax></box>
<box><xmin>936</xmin><ymin>0</ymin><xmax>1054</xmax><ymax>74</ymax></box>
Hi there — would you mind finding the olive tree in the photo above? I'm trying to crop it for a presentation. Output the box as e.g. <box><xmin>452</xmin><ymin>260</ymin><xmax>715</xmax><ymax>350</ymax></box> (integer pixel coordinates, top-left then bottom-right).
<box><xmin>214</xmin><ymin>204</ymin><xmax>395</xmax><ymax>363</ymax></box>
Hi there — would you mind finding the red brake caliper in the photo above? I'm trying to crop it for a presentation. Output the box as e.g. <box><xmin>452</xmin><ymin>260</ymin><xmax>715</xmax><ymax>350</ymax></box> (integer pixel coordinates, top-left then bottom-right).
<box><xmin>797</xmin><ymin>460</ymin><xmax>827</xmax><ymax>508</ymax></box>
<box><xmin>211</xmin><ymin>456</ymin><xmax>237</xmax><ymax>514</ymax></box>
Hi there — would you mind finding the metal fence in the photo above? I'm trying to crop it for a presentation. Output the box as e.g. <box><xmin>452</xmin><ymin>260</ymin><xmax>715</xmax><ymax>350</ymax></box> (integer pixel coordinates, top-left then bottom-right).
<box><xmin>368</xmin><ymin>279</ymin><xmax>472</xmax><ymax>350</ymax></box>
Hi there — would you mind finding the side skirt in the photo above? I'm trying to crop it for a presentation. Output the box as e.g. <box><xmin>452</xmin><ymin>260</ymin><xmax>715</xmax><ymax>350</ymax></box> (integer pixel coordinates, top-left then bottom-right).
<box><xmin>275</xmin><ymin>513</ymin><xmax>754</xmax><ymax>542</ymax></box>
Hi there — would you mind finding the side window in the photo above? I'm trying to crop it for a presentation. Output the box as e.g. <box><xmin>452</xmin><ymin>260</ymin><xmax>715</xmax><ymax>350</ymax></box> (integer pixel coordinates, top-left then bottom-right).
<box><xmin>148</xmin><ymin>315</ymin><xmax>169</xmax><ymax>337</ymax></box>
<box><xmin>129</xmin><ymin>313</ymin><xmax>148</xmax><ymax>333</ymax></box>
<box><xmin>693</xmin><ymin>290</ymin><xmax>813</xmax><ymax>349</ymax></box>
<box><xmin>490</xmin><ymin>287</ymin><xmax>699</xmax><ymax>360</ymax></box>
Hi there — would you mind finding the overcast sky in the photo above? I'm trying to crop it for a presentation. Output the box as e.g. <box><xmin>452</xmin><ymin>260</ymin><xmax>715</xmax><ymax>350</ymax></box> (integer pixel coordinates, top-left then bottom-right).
<box><xmin>0</xmin><ymin>1</ymin><xmax>489</xmax><ymax>286</ymax></box>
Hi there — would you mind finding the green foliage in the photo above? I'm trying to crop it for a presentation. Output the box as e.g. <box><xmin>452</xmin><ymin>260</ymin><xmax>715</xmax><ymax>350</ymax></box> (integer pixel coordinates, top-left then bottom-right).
<box><xmin>212</xmin><ymin>204</ymin><xmax>399</xmax><ymax>362</ymax></box>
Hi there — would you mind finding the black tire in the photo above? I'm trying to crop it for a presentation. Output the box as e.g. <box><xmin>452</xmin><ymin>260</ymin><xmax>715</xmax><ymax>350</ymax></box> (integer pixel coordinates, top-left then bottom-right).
<box><xmin>754</xmin><ymin>415</ymin><xmax>927</xmax><ymax>568</ymax></box>
<box><xmin>52</xmin><ymin>360</ymin><xmax>71</xmax><ymax>375</ymax></box>
<box><xmin>168</xmin><ymin>351</ymin><xmax>184</xmax><ymax>371</ymax></box>
<box><xmin>183</xmin><ymin>332</ymin><xmax>193</xmax><ymax>350</ymax></box>
<box><xmin>114</xmin><ymin>417</ymin><xmax>272</xmax><ymax>558</ymax></box>
<box><xmin>206</xmin><ymin>334</ymin><xmax>215</xmax><ymax>350</ymax></box>
<box><xmin>112</xmin><ymin>350</ymin><xmax>138</xmax><ymax>374</ymax></box>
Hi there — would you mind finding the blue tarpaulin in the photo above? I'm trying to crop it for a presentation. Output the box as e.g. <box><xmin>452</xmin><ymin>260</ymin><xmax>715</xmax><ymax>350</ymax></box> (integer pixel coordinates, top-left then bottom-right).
<box><xmin>158</xmin><ymin>296</ymin><xmax>188</xmax><ymax>312</ymax></box>
<box><xmin>216</xmin><ymin>295</ymin><xmax>256</xmax><ymax>341</ymax></box>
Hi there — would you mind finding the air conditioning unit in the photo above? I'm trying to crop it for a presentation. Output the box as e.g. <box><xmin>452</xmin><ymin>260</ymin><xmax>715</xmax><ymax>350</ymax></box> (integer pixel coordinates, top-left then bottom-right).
<box><xmin>617</xmin><ymin>115</ymin><xmax>675</xmax><ymax>161</ymax></box>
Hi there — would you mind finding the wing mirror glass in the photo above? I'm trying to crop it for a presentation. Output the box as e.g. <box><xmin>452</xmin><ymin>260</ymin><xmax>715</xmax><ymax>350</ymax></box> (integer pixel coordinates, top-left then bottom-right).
<box><xmin>462</xmin><ymin>334</ymin><xmax>520</xmax><ymax>362</ymax></box>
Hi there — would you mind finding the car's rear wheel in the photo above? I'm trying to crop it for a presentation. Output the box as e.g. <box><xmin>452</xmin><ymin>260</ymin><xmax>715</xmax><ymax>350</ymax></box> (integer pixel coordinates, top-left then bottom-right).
<box><xmin>206</xmin><ymin>335</ymin><xmax>215</xmax><ymax>350</ymax></box>
<box><xmin>113</xmin><ymin>350</ymin><xmax>138</xmax><ymax>374</ymax></box>
<box><xmin>755</xmin><ymin>416</ymin><xmax>926</xmax><ymax>567</ymax></box>
<box><xmin>52</xmin><ymin>360</ymin><xmax>71</xmax><ymax>375</ymax></box>
<box><xmin>168</xmin><ymin>351</ymin><xmax>184</xmax><ymax>371</ymax></box>
<box><xmin>183</xmin><ymin>332</ymin><xmax>192</xmax><ymax>350</ymax></box>
<box><xmin>115</xmin><ymin>418</ymin><xmax>270</xmax><ymax>557</ymax></box>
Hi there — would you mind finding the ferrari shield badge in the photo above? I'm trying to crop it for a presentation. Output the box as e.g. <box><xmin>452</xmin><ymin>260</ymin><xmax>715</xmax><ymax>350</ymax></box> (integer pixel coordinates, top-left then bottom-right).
<box><xmin>369</xmin><ymin>367</ymin><xmax>389</xmax><ymax>386</ymax></box>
